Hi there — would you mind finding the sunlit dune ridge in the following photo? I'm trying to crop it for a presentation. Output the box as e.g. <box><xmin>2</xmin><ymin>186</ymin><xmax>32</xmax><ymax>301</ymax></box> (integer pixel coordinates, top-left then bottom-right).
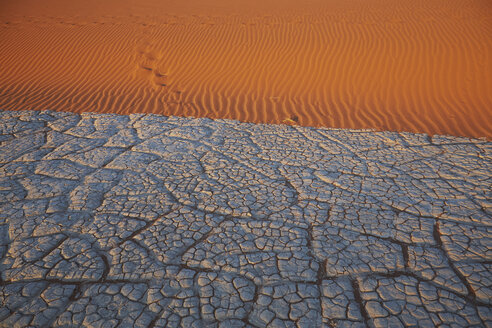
<box><xmin>0</xmin><ymin>0</ymin><xmax>491</xmax><ymax>138</ymax></box>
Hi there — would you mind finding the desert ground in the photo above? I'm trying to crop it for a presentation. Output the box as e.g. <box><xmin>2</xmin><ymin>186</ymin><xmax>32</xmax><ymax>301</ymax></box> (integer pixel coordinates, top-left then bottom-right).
<box><xmin>0</xmin><ymin>0</ymin><xmax>491</xmax><ymax>137</ymax></box>
<box><xmin>0</xmin><ymin>110</ymin><xmax>491</xmax><ymax>327</ymax></box>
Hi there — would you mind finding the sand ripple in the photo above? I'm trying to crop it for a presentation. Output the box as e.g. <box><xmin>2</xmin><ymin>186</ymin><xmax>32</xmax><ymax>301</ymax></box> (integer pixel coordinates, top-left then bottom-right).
<box><xmin>0</xmin><ymin>0</ymin><xmax>491</xmax><ymax>138</ymax></box>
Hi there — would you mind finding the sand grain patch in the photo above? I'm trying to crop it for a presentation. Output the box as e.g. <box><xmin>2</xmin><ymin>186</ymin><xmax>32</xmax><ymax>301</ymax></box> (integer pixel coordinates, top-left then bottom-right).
<box><xmin>0</xmin><ymin>0</ymin><xmax>491</xmax><ymax>138</ymax></box>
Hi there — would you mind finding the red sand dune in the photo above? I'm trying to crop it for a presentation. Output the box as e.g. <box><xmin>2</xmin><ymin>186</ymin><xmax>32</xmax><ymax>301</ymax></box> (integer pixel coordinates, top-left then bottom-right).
<box><xmin>0</xmin><ymin>0</ymin><xmax>491</xmax><ymax>138</ymax></box>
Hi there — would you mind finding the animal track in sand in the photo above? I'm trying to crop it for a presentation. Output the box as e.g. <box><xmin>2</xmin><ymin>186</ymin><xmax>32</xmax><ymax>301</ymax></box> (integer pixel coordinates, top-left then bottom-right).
<box><xmin>133</xmin><ymin>41</ymin><xmax>171</xmax><ymax>89</ymax></box>
<box><xmin>152</xmin><ymin>70</ymin><xmax>168</xmax><ymax>87</ymax></box>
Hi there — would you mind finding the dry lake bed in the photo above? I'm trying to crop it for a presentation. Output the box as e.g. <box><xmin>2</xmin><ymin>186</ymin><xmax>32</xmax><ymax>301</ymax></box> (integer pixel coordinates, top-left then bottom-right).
<box><xmin>0</xmin><ymin>110</ymin><xmax>491</xmax><ymax>327</ymax></box>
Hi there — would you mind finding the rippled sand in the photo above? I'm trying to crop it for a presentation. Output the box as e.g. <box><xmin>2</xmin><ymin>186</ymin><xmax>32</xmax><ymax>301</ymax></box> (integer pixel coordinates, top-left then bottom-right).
<box><xmin>1</xmin><ymin>0</ymin><xmax>491</xmax><ymax>138</ymax></box>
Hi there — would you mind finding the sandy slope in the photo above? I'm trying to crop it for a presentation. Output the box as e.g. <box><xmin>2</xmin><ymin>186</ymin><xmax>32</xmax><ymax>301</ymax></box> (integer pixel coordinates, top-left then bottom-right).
<box><xmin>0</xmin><ymin>0</ymin><xmax>491</xmax><ymax>138</ymax></box>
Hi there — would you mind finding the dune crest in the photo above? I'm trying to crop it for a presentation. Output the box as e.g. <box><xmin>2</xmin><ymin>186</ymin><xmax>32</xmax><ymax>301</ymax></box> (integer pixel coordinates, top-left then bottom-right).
<box><xmin>1</xmin><ymin>0</ymin><xmax>491</xmax><ymax>138</ymax></box>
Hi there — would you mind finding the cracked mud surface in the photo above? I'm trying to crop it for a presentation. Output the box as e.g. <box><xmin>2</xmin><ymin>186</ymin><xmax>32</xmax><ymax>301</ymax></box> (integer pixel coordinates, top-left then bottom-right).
<box><xmin>0</xmin><ymin>110</ymin><xmax>491</xmax><ymax>327</ymax></box>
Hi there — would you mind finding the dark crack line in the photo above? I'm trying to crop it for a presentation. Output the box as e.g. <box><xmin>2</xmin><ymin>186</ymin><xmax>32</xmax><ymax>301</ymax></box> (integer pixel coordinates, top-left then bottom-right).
<box><xmin>44</xmin><ymin>283</ymin><xmax>85</xmax><ymax>327</ymax></box>
<box><xmin>178</xmin><ymin>227</ymin><xmax>216</xmax><ymax>266</ymax></box>
<box><xmin>350</xmin><ymin>278</ymin><xmax>370</xmax><ymax>327</ymax></box>
<box><xmin>317</xmin><ymin>259</ymin><xmax>327</xmax><ymax>285</ymax></box>
<box><xmin>147</xmin><ymin>308</ymin><xmax>164</xmax><ymax>328</ymax></box>
<box><xmin>242</xmin><ymin>283</ymin><xmax>262</xmax><ymax>328</ymax></box>
<box><xmin>68</xmin><ymin>283</ymin><xmax>83</xmax><ymax>301</ymax></box>
<box><xmin>364</xmin><ymin>269</ymin><xmax>491</xmax><ymax>308</ymax></box>
<box><xmin>117</xmin><ymin>209</ymin><xmax>176</xmax><ymax>246</ymax></box>
<box><xmin>0</xmin><ymin>278</ymin><xmax>152</xmax><ymax>286</ymax></box>
<box><xmin>401</xmin><ymin>244</ymin><xmax>409</xmax><ymax>269</ymax></box>
<box><xmin>31</xmin><ymin>234</ymin><xmax>69</xmax><ymax>265</ymax></box>
<box><xmin>433</xmin><ymin>222</ymin><xmax>480</xmax><ymax>306</ymax></box>
<box><xmin>0</xmin><ymin>277</ymin><xmax>49</xmax><ymax>323</ymax></box>
<box><xmin>99</xmin><ymin>252</ymin><xmax>110</xmax><ymax>282</ymax></box>
<box><xmin>178</xmin><ymin>263</ymin><xmax>215</xmax><ymax>273</ymax></box>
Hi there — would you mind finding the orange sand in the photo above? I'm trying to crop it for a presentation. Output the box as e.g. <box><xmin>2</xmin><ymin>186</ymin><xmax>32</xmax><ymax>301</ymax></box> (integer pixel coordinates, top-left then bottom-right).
<box><xmin>1</xmin><ymin>0</ymin><xmax>491</xmax><ymax>138</ymax></box>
